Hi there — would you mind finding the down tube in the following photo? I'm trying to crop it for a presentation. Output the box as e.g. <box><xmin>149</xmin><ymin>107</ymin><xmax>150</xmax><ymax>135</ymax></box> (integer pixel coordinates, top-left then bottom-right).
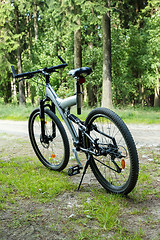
<box><xmin>45</xmin><ymin>84</ymin><xmax>78</xmax><ymax>141</ymax></box>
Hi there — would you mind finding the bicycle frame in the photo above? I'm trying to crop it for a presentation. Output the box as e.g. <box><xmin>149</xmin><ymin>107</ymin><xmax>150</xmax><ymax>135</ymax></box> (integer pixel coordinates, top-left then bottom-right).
<box><xmin>45</xmin><ymin>82</ymin><xmax>78</xmax><ymax>140</ymax></box>
<box><xmin>44</xmin><ymin>80</ymin><xmax>121</xmax><ymax>171</ymax></box>
<box><xmin>44</xmin><ymin>81</ymin><xmax>84</xmax><ymax>168</ymax></box>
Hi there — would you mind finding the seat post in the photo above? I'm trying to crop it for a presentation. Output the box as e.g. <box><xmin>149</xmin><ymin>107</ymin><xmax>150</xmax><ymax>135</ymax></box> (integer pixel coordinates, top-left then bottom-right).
<box><xmin>76</xmin><ymin>80</ymin><xmax>82</xmax><ymax>115</ymax></box>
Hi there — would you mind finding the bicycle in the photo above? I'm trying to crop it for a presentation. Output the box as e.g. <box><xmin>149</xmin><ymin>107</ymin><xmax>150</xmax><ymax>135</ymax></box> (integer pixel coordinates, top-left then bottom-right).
<box><xmin>11</xmin><ymin>56</ymin><xmax>139</xmax><ymax>194</ymax></box>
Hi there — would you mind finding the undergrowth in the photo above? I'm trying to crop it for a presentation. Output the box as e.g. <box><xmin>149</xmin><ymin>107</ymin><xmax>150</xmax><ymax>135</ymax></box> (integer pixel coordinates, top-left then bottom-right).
<box><xmin>0</xmin><ymin>103</ymin><xmax>160</xmax><ymax>124</ymax></box>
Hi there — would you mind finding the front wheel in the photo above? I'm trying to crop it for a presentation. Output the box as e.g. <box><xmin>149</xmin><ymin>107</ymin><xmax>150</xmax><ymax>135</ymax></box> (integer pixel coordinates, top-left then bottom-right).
<box><xmin>29</xmin><ymin>108</ymin><xmax>70</xmax><ymax>171</ymax></box>
<box><xmin>85</xmin><ymin>108</ymin><xmax>139</xmax><ymax>195</ymax></box>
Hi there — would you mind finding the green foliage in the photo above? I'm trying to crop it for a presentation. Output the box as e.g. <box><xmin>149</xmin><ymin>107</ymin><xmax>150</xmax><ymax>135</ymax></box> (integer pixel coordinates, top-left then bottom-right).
<box><xmin>0</xmin><ymin>1</ymin><xmax>17</xmax><ymax>102</ymax></box>
<box><xmin>1</xmin><ymin>0</ymin><xmax>160</xmax><ymax>107</ymax></box>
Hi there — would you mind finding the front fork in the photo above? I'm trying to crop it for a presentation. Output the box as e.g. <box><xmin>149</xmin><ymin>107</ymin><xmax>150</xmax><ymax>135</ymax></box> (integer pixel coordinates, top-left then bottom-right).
<box><xmin>40</xmin><ymin>100</ymin><xmax>45</xmax><ymax>141</ymax></box>
<box><xmin>40</xmin><ymin>99</ymin><xmax>56</xmax><ymax>142</ymax></box>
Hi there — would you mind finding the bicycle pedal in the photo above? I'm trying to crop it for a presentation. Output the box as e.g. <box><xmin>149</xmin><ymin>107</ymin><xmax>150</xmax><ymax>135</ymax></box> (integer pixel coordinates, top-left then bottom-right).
<box><xmin>68</xmin><ymin>165</ymin><xmax>81</xmax><ymax>176</ymax></box>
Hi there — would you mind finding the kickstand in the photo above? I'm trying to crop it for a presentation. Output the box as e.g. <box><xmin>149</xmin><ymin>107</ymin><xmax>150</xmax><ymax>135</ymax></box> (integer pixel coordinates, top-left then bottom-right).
<box><xmin>77</xmin><ymin>155</ymin><xmax>92</xmax><ymax>191</ymax></box>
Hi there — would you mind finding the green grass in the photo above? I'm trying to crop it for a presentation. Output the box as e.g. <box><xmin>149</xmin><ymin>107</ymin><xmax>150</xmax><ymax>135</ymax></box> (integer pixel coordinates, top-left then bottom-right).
<box><xmin>115</xmin><ymin>106</ymin><xmax>160</xmax><ymax>124</ymax></box>
<box><xmin>0</xmin><ymin>112</ymin><xmax>160</xmax><ymax>239</ymax></box>
<box><xmin>0</xmin><ymin>156</ymin><xmax>74</xmax><ymax>207</ymax></box>
<box><xmin>0</xmin><ymin>104</ymin><xmax>35</xmax><ymax>121</ymax></box>
<box><xmin>0</xmin><ymin>103</ymin><xmax>160</xmax><ymax>124</ymax></box>
<box><xmin>0</xmin><ymin>144</ymin><xmax>160</xmax><ymax>239</ymax></box>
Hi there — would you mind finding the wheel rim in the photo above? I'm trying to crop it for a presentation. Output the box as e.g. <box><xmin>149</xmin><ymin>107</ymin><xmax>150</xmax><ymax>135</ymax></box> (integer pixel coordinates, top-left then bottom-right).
<box><xmin>88</xmin><ymin>114</ymin><xmax>131</xmax><ymax>189</ymax></box>
<box><xmin>31</xmin><ymin>111</ymin><xmax>65</xmax><ymax>168</ymax></box>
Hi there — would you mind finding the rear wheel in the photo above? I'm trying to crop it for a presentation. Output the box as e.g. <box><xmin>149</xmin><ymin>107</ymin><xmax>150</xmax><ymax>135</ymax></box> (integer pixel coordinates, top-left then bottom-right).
<box><xmin>85</xmin><ymin>108</ymin><xmax>139</xmax><ymax>194</ymax></box>
<box><xmin>29</xmin><ymin>108</ymin><xmax>70</xmax><ymax>171</ymax></box>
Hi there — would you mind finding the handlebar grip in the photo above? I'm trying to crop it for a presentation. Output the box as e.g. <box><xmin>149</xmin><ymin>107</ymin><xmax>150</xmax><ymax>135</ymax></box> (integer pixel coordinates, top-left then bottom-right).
<box><xmin>11</xmin><ymin>66</ymin><xmax>36</xmax><ymax>79</ymax></box>
<box><xmin>11</xmin><ymin>66</ymin><xmax>16</xmax><ymax>78</ymax></box>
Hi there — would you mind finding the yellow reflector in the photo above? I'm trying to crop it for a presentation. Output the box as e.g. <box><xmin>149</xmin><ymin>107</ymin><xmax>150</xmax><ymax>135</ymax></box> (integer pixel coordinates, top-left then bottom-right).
<box><xmin>51</xmin><ymin>154</ymin><xmax>56</xmax><ymax>159</ymax></box>
<box><xmin>121</xmin><ymin>159</ymin><xmax>125</xmax><ymax>169</ymax></box>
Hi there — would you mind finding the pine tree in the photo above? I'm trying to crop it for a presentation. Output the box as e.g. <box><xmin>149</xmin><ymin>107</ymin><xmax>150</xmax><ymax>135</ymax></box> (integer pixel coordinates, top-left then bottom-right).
<box><xmin>102</xmin><ymin>0</ymin><xmax>112</xmax><ymax>108</ymax></box>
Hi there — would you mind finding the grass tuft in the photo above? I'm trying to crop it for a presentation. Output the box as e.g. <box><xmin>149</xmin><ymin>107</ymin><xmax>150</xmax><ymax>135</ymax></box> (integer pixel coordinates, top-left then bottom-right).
<box><xmin>0</xmin><ymin>156</ymin><xmax>74</xmax><ymax>206</ymax></box>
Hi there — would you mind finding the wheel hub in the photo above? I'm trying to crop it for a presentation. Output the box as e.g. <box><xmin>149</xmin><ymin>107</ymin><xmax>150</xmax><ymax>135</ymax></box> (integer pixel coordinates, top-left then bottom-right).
<box><xmin>40</xmin><ymin>134</ymin><xmax>50</xmax><ymax>148</ymax></box>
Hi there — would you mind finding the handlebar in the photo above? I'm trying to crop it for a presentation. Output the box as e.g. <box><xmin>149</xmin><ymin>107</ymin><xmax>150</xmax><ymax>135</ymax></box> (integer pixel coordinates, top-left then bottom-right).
<box><xmin>11</xmin><ymin>56</ymin><xmax>67</xmax><ymax>79</ymax></box>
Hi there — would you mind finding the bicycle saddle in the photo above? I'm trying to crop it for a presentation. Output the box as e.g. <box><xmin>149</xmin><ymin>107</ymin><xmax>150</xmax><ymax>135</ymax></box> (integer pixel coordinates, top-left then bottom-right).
<box><xmin>69</xmin><ymin>67</ymin><xmax>92</xmax><ymax>77</ymax></box>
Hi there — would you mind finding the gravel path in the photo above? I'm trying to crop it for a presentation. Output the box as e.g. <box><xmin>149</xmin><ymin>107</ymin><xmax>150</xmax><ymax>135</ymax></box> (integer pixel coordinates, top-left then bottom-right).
<box><xmin>0</xmin><ymin>120</ymin><xmax>160</xmax><ymax>147</ymax></box>
<box><xmin>0</xmin><ymin>120</ymin><xmax>29</xmax><ymax>137</ymax></box>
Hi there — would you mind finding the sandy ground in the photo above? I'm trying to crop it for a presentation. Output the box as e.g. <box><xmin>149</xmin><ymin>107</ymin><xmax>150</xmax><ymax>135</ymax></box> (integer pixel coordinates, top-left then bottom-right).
<box><xmin>0</xmin><ymin>120</ymin><xmax>160</xmax><ymax>148</ymax></box>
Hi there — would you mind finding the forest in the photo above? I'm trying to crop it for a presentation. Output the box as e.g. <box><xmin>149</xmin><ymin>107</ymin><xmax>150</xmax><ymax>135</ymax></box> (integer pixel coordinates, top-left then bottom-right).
<box><xmin>0</xmin><ymin>0</ymin><xmax>160</xmax><ymax>108</ymax></box>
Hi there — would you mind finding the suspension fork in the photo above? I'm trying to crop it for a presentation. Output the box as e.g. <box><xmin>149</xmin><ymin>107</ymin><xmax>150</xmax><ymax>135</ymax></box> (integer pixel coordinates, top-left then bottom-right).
<box><xmin>40</xmin><ymin>99</ymin><xmax>56</xmax><ymax>141</ymax></box>
<box><xmin>50</xmin><ymin>102</ymin><xmax>56</xmax><ymax>138</ymax></box>
<box><xmin>40</xmin><ymin>71</ymin><xmax>50</xmax><ymax>141</ymax></box>
<box><xmin>40</xmin><ymin>99</ymin><xmax>45</xmax><ymax>141</ymax></box>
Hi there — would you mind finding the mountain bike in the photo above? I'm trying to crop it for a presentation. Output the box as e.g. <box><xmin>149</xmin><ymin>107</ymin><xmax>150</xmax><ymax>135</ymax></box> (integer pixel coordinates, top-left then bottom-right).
<box><xmin>11</xmin><ymin>56</ymin><xmax>139</xmax><ymax>194</ymax></box>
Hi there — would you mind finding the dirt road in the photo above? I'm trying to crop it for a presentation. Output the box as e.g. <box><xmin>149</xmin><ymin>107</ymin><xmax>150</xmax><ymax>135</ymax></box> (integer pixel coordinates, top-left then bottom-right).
<box><xmin>0</xmin><ymin>120</ymin><xmax>28</xmax><ymax>138</ymax></box>
<box><xmin>0</xmin><ymin>120</ymin><xmax>160</xmax><ymax>147</ymax></box>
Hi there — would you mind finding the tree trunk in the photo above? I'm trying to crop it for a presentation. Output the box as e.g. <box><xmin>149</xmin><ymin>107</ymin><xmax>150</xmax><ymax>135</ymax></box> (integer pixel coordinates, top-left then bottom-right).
<box><xmin>74</xmin><ymin>17</ymin><xmax>82</xmax><ymax>105</ymax></box>
<box><xmin>34</xmin><ymin>1</ymin><xmax>38</xmax><ymax>41</ymax></box>
<box><xmin>139</xmin><ymin>83</ymin><xmax>144</xmax><ymax>107</ymax></box>
<box><xmin>154</xmin><ymin>67</ymin><xmax>160</xmax><ymax>107</ymax></box>
<box><xmin>4</xmin><ymin>73</ymin><xmax>12</xmax><ymax>104</ymax></box>
<box><xmin>74</xmin><ymin>18</ymin><xmax>82</xmax><ymax>69</ymax></box>
<box><xmin>27</xmin><ymin>11</ymin><xmax>36</xmax><ymax>104</ymax></box>
<box><xmin>18</xmin><ymin>47</ymin><xmax>26</xmax><ymax>104</ymax></box>
<box><xmin>27</xmin><ymin>12</ymin><xmax>32</xmax><ymax>55</ymax></box>
<box><xmin>102</xmin><ymin>0</ymin><xmax>112</xmax><ymax>108</ymax></box>
<box><xmin>14</xmin><ymin>4</ymin><xmax>26</xmax><ymax>104</ymax></box>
